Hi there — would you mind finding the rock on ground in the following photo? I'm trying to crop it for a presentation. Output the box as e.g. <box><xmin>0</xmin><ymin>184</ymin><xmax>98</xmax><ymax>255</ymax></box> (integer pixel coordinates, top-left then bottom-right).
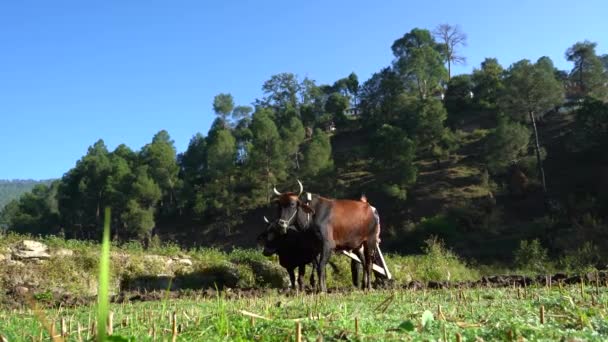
<box><xmin>11</xmin><ymin>240</ymin><xmax>51</xmax><ymax>260</ymax></box>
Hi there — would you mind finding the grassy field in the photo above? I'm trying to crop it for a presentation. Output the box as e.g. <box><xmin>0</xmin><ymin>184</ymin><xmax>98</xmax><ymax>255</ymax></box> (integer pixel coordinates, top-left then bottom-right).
<box><xmin>2</xmin><ymin>208</ymin><xmax>606</xmax><ymax>341</ymax></box>
<box><xmin>1</xmin><ymin>284</ymin><xmax>607</xmax><ymax>341</ymax></box>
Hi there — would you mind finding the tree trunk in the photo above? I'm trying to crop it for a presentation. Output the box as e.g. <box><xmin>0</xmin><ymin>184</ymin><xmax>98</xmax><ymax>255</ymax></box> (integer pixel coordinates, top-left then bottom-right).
<box><xmin>579</xmin><ymin>57</ymin><xmax>585</xmax><ymax>95</ymax></box>
<box><xmin>447</xmin><ymin>59</ymin><xmax>451</xmax><ymax>81</ymax></box>
<box><xmin>528</xmin><ymin>111</ymin><xmax>547</xmax><ymax>193</ymax></box>
<box><xmin>266</xmin><ymin>156</ymin><xmax>271</xmax><ymax>203</ymax></box>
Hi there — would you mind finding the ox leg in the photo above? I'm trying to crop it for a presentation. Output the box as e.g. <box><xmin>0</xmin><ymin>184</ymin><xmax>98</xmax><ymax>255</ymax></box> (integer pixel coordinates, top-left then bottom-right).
<box><xmin>287</xmin><ymin>267</ymin><xmax>297</xmax><ymax>290</ymax></box>
<box><xmin>351</xmin><ymin>247</ymin><xmax>365</xmax><ymax>288</ymax></box>
<box><xmin>310</xmin><ymin>257</ymin><xmax>318</xmax><ymax>289</ymax></box>
<box><xmin>350</xmin><ymin>259</ymin><xmax>360</xmax><ymax>288</ymax></box>
<box><xmin>318</xmin><ymin>245</ymin><xmax>332</xmax><ymax>293</ymax></box>
<box><xmin>297</xmin><ymin>265</ymin><xmax>305</xmax><ymax>292</ymax></box>
<box><xmin>363</xmin><ymin>243</ymin><xmax>374</xmax><ymax>291</ymax></box>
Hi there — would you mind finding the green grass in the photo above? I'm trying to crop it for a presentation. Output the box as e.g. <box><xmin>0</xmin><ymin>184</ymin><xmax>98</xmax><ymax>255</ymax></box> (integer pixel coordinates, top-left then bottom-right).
<box><xmin>1</xmin><ymin>233</ymin><xmax>482</xmax><ymax>307</ymax></box>
<box><xmin>1</xmin><ymin>285</ymin><xmax>607</xmax><ymax>341</ymax></box>
<box><xmin>97</xmin><ymin>207</ymin><xmax>112</xmax><ymax>341</ymax></box>
<box><xmin>1</xmin><ymin>209</ymin><xmax>606</xmax><ymax>341</ymax></box>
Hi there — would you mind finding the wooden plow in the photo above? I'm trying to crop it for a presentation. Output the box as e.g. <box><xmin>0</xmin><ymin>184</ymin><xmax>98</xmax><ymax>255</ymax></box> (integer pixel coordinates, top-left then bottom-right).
<box><xmin>341</xmin><ymin>244</ymin><xmax>392</xmax><ymax>280</ymax></box>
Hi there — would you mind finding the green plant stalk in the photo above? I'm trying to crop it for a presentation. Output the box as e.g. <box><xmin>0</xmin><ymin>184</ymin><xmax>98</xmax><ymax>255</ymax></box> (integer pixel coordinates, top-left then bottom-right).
<box><xmin>97</xmin><ymin>207</ymin><xmax>111</xmax><ymax>341</ymax></box>
<box><xmin>161</xmin><ymin>277</ymin><xmax>174</xmax><ymax>316</ymax></box>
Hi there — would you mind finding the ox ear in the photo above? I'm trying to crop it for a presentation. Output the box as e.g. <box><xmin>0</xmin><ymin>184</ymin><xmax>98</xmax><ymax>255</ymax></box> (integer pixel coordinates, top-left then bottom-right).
<box><xmin>299</xmin><ymin>202</ymin><xmax>315</xmax><ymax>214</ymax></box>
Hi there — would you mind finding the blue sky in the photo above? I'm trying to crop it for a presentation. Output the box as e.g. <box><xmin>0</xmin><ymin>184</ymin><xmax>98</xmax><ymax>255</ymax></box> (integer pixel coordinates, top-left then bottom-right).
<box><xmin>1</xmin><ymin>0</ymin><xmax>607</xmax><ymax>180</ymax></box>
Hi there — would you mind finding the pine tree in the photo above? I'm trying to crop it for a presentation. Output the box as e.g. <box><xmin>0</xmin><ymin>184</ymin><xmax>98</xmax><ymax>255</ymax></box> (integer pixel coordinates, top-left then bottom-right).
<box><xmin>247</xmin><ymin>108</ymin><xmax>288</xmax><ymax>203</ymax></box>
<box><xmin>140</xmin><ymin>130</ymin><xmax>179</xmax><ymax>211</ymax></box>
<box><xmin>302</xmin><ymin>129</ymin><xmax>334</xmax><ymax>177</ymax></box>
<box><xmin>279</xmin><ymin>115</ymin><xmax>305</xmax><ymax>173</ymax></box>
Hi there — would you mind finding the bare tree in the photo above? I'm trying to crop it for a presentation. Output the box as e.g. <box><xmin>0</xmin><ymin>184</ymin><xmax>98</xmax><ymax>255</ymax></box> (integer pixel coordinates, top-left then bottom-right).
<box><xmin>433</xmin><ymin>24</ymin><xmax>467</xmax><ymax>80</ymax></box>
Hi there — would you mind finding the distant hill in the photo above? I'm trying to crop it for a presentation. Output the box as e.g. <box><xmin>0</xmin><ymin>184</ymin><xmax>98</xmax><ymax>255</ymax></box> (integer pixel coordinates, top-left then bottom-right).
<box><xmin>0</xmin><ymin>179</ymin><xmax>55</xmax><ymax>209</ymax></box>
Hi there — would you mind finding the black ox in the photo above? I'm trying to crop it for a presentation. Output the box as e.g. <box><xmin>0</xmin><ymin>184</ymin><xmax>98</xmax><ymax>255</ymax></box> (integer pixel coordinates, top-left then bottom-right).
<box><xmin>257</xmin><ymin>216</ymin><xmax>365</xmax><ymax>291</ymax></box>
<box><xmin>271</xmin><ymin>181</ymin><xmax>380</xmax><ymax>292</ymax></box>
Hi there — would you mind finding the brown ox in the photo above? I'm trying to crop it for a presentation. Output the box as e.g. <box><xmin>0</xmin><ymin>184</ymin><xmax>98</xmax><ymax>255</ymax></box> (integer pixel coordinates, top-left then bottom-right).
<box><xmin>272</xmin><ymin>181</ymin><xmax>380</xmax><ymax>292</ymax></box>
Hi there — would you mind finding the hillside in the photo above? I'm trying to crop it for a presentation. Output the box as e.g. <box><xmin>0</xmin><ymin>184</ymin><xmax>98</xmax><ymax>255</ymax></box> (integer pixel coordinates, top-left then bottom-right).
<box><xmin>0</xmin><ymin>179</ymin><xmax>54</xmax><ymax>209</ymax></box>
<box><xmin>163</xmin><ymin>109</ymin><xmax>608</xmax><ymax>266</ymax></box>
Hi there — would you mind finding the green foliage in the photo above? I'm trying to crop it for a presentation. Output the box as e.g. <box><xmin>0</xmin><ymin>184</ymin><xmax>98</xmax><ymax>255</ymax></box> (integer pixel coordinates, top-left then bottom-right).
<box><xmin>359</xmin><ymin>67</ymin><xmax>407</xmax><ymax>128</ymax></box>
<box><xmin>392</xmin><ymin>28</ymin><xmax>447</xmax><ymax>100</ymax></box>
<box><xmin>246</xmin><ymin>108</ymin><xmax>288</xmax><ymax>203</ymax></box>
<box><xmin>501</xmin><ymin>57</ymin><xmax>564</xmax><ymax>122</ymax></box>
<box><xmin>231</xmin><ymin>105</ymin><xmax>253</xmax><ymax>122</ymax></box>
<box><xmin>346</xmin><ymin>72</ymin><xmax>359</xmax><ymax>102</ymax></box>
<box><xmin>259</xmin><ymin>73</ymin><xmax>301</xmax><ymax>111</ymax></box>
<box><xmin>0</xmin><ymin>199</ymin><xmax>19</xmax><ymax>231</ymax></box>
<box><xmin>382</xmin><ymin>184</ymin><xmax>408</xmax><ymax>200</ymax></box>
<box><xmin>121</xmin><ymin>200</ymin><xmax>156</xmax><ymax>240</ymax></box>
<box><xmin>212</xmin><ymin>93</ymin><xmax>235</xmax><ymax>123</ymax></box>
<box><xmin>58</xmin><ymin>139</ymin><xmax>112</xmax><ymax>235</ymax></box>
<box><xmin>560</xmin><ymin>242</ymin><xmax>600</xmax><ymax>274</ymax></box>
<box><xmin>0</xmin><ymin>179</ymin><xmax>54</xmax><ymax>210</ymax></box>
<box><xmin>572</xmin><ymin>97</ymin><xmax>608</xmax><ymax>151</ymax></box>
<box><xmin>514</xmin><ymin>239</ymin><xmax>550</xmax><ymax>274</ymax></box>
<box><xmin>140</xmin><ymin>130</ymin><xmax>179</xmax><ymax>211</ymax></box>
<box><xmin>32</xmin><ymin>290</ymin><xmax>53</xmax><ymax>303</ymax></box>
<box><xmin>414</xmin><ymin>99</ymin><xmax>449</xmax><ymax>153</ymax></box>
<box><xmin>485</xmin><ymin>118</ymin><xmax>531</xmax><ymax>173</ymax></box>
<box><xmin>49</xmin><ymin>136</ymin><xmax>168</xmax><ymax>240</ymax></box>
<box><xmin>565</xmin><ymin>40</ymin><xmax>608</xmax><ymax>100</ymax></box>
<box><xmin>324</xmin><ymin>92</ymin><xmax>350</xmax><ymax>124</ymax></box>
<box><xmin>371</xmin><ymin>124</ymin><xmax>417</xmax><ymax>196</ymax></box>
<box><xmin>279</xmin><ymin>115</ymin><xmax>305</xmax><ymax>173</ymax></box>
<box><xmin>130</xmin><ymin>166</ymin><xmax>162</xmax><ymax>207</ymax></box>
<box><xmin>417</xmin><ymin>215</ymin><xmax>459</xmax><ymax>239</ymax></box>
<box><xmin>299</xmin><ymin>78</ymin><xmax>327</xmax><ymax>127</ymax></box>
<box><xmin>472</xmin><ymin>58</ymin><xmax>505</xmax><ymax>113</ymax></box>
<box><xmin>393</xmin><ymin>236</ymin><xmax>479</xmax><ymax>282</ymax></box>
<box><xmin>3</xmin><ymin>182</ymin><xmax>60</xmax><ymax>235</ymax></box>
<box><xmin>206</xmin><ymin>126</ymin><xmax>237</xmax><ymax>179</ymax></box>
<box><xmin>444</xmin><ymin>74</ymin><xmax>474</xmax><ymax>127</ymax></box>
<box><xmin>301</xmin><ymin>129</ymin><xmax>333</xmax><ymax>177</ymax></box>
<box><xmin>431</xmin><ymin>127</ymin><xmax>460</xmax><ymax>168</ymax></box>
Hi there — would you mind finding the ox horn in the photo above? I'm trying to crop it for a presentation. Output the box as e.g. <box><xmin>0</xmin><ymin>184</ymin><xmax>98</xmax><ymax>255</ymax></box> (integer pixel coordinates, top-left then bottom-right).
<box><xmin>296</xmin><ymin>179</ymin><xmax>304</xmax><ymax>196</ymax></box>
<box><xmin>273</xmin><ymin>187</ymin><xmax>281</xmax><ymax>196</ymax></box>
<box><xmin>263</xmin><ymin>216</ymin><xmax>270</xmax><ymax>223</ymax></box>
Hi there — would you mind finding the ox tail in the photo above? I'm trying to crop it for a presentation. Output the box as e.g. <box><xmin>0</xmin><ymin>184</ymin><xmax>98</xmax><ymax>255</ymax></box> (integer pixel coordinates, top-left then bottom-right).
<box><xmin>370</xmin><ymin>205</ymin><xmax>381</xmax><ymax>244</ymax></box>
<box><xmin>360</xmin><ymin>194</ymin><xmax>380</xmax><ymax>244</ymax></box>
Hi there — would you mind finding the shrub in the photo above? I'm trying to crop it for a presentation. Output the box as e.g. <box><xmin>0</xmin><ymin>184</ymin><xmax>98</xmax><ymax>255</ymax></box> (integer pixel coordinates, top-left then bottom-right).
<box><xmin>485</xmin><ymin>118</ymin><xmax>531</xmax><ymax>174</ymax></box>
<box><xmin>513</xmin><ymin>239</ymin><xmax>551</xmax><ymax>274</ymax></box>
<box><xmin>147</xmin><ymin>240</ymin><xmax>182</xmax><ymax>256</ymax></box>
<box><xmin>560</xmin><ymin>242</ymin><xmax>601</xmax><ymax>274</ymax></box>
<box><xmin>382</xmin><ymin>183</ymin><xmax>407</xmax><ymax>200</ymax></box>
<box><xmin>417</xmin><ymin>237</ymin><xmax>478</xmax><ymax>281</ymax></box>
<box><xmin>418</xmin><ymin>215</ymin><xmax>460</xmax><ymax>239</ymax></box>
<box><xmin>121</xmin><ymin>240</ymin><xmax>145</xmax><ymax>254</ymax></box>
<box><xmin>191</xmin><ymin>248</ymin><xmax>228</xmax><ymax>267</ymax></box>
<box><xmin>229</xmin><ymin>248</ymin><xmax>268</xmax><ymax>264</ymax></box>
